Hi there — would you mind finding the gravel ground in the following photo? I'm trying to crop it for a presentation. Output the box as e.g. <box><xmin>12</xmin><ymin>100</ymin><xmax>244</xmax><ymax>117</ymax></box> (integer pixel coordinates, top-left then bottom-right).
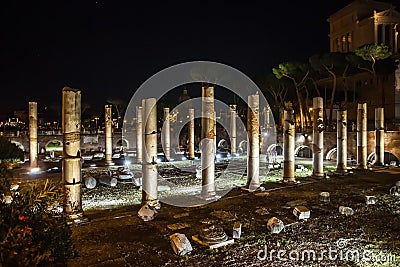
<box><xmin>9</xmin><ymin>161</ymin><xmax>400</xmax><ymax>266</ymax></box>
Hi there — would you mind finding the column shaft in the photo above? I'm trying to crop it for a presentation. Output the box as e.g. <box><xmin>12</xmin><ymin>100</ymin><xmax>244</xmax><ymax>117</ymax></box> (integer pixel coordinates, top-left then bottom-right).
<box><xmin>375</xmin><ymin>107</ymin><xmax>385</xmax><ymax>166</ymax></box>
<box><xmin>201</xmin><ymin>86</ymin><xmax>215</xmax><ymax>197</ymax></box>
<box><xmin>105</xmin><ymin>105</ymin><xmax>113</xmax><ymax>164</ymax></box>
<box><xmin>188</xmin><ymin>108</ymin><xmax>195</xmax><ymax>159</ymax></box>
<box><xmin>312</xmin><ymin>97</ymin><xmax>324</xmax><ymax>177</ymax></box>
<box><xmin>247</xmin><ymin>93</ymin><xmax>260</xmax><ymax>189</ymax></box>
<box><xmin>336</xmin><ymin>109</ymin><xmax>347</xmax><ymax>173</ymax></box>
<box><xmin>283</xmin><ymin>109</ymin><xmax>295</xmax><ymax>182</ymax></box>
<box><xmin>29</xmin><ymin>102</ymin><xmax>38</xmax><ymax>168</ymax></box>
<box><xmin>357</xmin><ymin>103</ymin><xmax>368</xmax><ymax>169</ymax></box>
<box><xmin>141</xmin><ymin>98</ymin><xmax>158</xmax><ymax>203</ymax></box>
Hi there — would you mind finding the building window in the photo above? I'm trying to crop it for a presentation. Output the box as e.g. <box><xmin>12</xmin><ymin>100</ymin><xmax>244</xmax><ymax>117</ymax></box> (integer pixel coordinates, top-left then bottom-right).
<box><xmin>336</xmin><ymin>37</ymin><xmax>340</xmax><ymax>52</ymax></box>
<box><xmin>347</xmin><ymin>32</ymin><xmax>352</xmax><ymax>51</ymax></box>
<box><xmin>341</xmin><ymin>35</ymin><xmax>346</xmax><ymax>51</ymax></box>
<box><xmin>378</xmin><ymin>24</ymin><xmax>383</xmax><ymax>44</ymax></box>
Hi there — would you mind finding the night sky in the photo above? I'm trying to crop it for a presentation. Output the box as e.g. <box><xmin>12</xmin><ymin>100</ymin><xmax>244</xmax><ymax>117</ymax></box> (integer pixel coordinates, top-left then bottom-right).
<box><xmin>0</xmin><ymin>0</ymin><xmax>397</xmax><ymax>120</ymax></box>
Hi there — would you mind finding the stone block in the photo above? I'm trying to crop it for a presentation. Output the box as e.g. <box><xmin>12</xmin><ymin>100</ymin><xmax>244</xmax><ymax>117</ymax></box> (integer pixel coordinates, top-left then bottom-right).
<box><xmin>267</xmin><ymin>217</ymin><xmax>284</xmax><ymax>234</ymax></box>
<box><xmin>319</xmin><ymin>192</ymin><xmax>330</xmax><ymax>202</ymax></box>
<box><xmin>170</xmin><ymin>233</ymin><xmax>192</xmax><ymax>256</ymax></box>
<box><xmin>138</xmin><ymin>203</ymin><xmax>158</xmax><ymax>221</ymax></box>
<box><xmin>232</xmin><ymin>222</ymin><xmax>242</xmax><ymax>239</ymax></box>
<box><xmin>293</xmin><ymin>206</ymin><xmax>310</xmax><ymax>220</ymax></box>
<box><xmin>365</xmin><ymin>196</ymin><xmax>377</xmax><ymax>205</ymax></box>
<box><xmin>339</xmin><ymin>206</ymin><xmax>354</xmax><ymax>216</ymax></box>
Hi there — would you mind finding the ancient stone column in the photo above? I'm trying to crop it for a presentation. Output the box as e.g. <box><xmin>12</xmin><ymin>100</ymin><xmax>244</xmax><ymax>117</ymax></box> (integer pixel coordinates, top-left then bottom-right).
<box><xmin>357</xmin><ymin>103</ymin><xmax>368</xmax><ymax>169</ymax></box>
<box><xmin>283</xmin><ymin>108</ymin><xmax>295</xmax><ymax>182</ymax></box>
<box><xmin>336</xmin><ymin>109</ymin><xmax>347</xmax><ymax>173</ymax></box>
<box><xmin>265</xmin><ymin>106</ymin><xmax>271</xmax><ymax>128</ymax></box>
<box><xmin>136</xmin><ymin>106</ymin><xmax>143</xmax><ymax>163</ymax></box>
<box><xmin>105</xmin><ymin>105</ymin><xmax>113</xmax><ymax>165</ymax></box>
<box><xmin>29</xmin><ymin>102</ymin><xmax>38</xmax><ymax>168</ymax></box>
<box><xmin>188</xmin><ymin>108</ymin><xmax>195</xmax><ymax>159</ymax></box>
<box><xmin>141</xmin><ymin>98</ymin><xmax>158</xmax><ymax>204</ymax></box>
<box><xmin>246</xmin><ymin>93</ymin><xmax>260</xmax><ymax>190</ymax></box>
<box><xmin>163</xmin><ymin>107</ymin><xmax>171</xmax><ymax>161</ymax></box>
<box><xmin>374</xmin><ymin>107</ymin><xmax>385</xmax><ymax>166</ymax></box>
<box><xmin>230</xmin><ymin>108</ymin><xmax>236</xmax><ymax>155</ymax></box>
<box><xmin>62</xmin><ymin>87</ymin><xmax>84</xmax><ymax>222</ymax></box>
<box><xmin>214</xmin><ymin>112</ymin><xmax>217</xmax><ymax>153</ymax></box>
<box><xmin>312</xmin><ymin>97</ymin><xmax>324</xmax><ymax>177</ymax></box>
<box><xmin>201</xmin><ymin>85</ymin><xmax>216</xmax><ymax>198</ymax></box>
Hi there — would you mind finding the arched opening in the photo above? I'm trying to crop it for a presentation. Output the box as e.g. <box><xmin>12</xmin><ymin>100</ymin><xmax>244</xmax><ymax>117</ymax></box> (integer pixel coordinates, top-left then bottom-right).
<box><xmin>238</xmin><ymin>140</ymin><xmax>247</xmax><ymax>155</ymax></box>
<box><xmin>325</xmin><ymin>147</ymin><xmax>337</xmax><ymax>161</ymax></box>
<box><xmin>217</xmin><ymin>139</ymin><xmax>228</xmax><ymax>150</ymax></box>
<box><xmin>295</xmin><ymin>145</ymin><xmax>313</xmax><ymax>158</ymax></box>
<box><xmin>367</xmin><ymin>152</ymin><xmax>400</xmax><ymax>165</ymax></box>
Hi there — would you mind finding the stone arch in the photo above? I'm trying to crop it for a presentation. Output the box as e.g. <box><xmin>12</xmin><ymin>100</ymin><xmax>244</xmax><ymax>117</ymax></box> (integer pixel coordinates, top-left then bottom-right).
<box><xmin>266</xmin><ymin>143</ymin><xmax>283</xmax><ymax>155</ymax></box>
<box><xmin>116</xmin><ymin>139</ymin><xmax>128</xmax><ymax>151</ymax></box>
<box><xmin>367</xmin><ymin>152</ymin><xmax>400</xmax><ymax>165</ymax></box>
<box><xmin>45</xmin><ymin>139</ymin><xmax>63</xmax><ymax>153</ymax></box>
<box><xmin>326</xmin><ymin>147</ymin><xmax>337</xmax><ymax>161</ymax></box>
<box><xmin>295</xmin><ymin>145</ymin><xmax>312</xmax><ymax>158</ymax></box>
<box><xmin>217</xmin><ymin>139</ymin><xmax>228</xmax><ymax>150</ymax></box>
<box><xmin>11</xmin><ymin>141</ymin><xmax>25</xmax><ymax>152</ymax></box>
<box><xmin>238</xmin><ymin>140</ymin><xmax>247</xmax><ymax>154</ymax></box>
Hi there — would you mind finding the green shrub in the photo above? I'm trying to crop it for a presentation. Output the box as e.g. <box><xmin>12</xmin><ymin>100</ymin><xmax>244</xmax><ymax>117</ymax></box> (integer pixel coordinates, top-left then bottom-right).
<box><xmin>0</xmin><ymin>179</ymin><xmax>75</xmax><ymax>266</ymax></box>
<box><xmin>0</xmin><ymin>137</ymin><xmax>24</xmax><ymax>162</ymax></box>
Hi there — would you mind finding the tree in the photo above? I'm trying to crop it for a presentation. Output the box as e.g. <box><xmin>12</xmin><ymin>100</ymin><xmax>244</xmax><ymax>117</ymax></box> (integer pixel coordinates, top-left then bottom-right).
<box><xmin>273</xmin><ymin>62</ymin><xmax>309</xmax><ymax>131</ymax></box>
<box><xmin>106</xmin><ymin>98</ymin><xmax>128</xmax><ymax>128</ymax></box>
<box><xmin>309</xmin><ymin>52</ymin><xmax>349</xmax><ymax>128</ymax></box>
<box><xmin>355</xmin><ymin>43</ymin><xmax>392</xmax><ymax>76</ymax></box>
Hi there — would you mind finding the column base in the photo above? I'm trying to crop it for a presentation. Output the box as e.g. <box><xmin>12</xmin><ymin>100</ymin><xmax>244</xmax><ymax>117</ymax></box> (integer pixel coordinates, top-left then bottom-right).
<box><xmin>282</xmin><ymin>178</ymin><xmax>298</xmax><ymax>184</ymax></box>
<box><xmin>66</xmin><ymin>211</ymin><xmax>89</xmax><ymax>225</ymax></box>
<box><xmin>241</xmin><ymin>183</ymin><xmax>261</xmax><ymax>192</ymax></box>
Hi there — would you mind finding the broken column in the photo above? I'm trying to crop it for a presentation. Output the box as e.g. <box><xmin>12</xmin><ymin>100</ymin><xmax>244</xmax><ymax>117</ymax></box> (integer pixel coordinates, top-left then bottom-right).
<box><xmin>141</xmin><ymin>98</ymin><xmax>158</xmax><ymax>204</ymax></box>
<box><xmin>283</xmin><ymin>108</ymin><xmax>295</xmax><ymax>182</ymax></box>
<box><xmin>163</xmin><ymin>107</ymin><xmax>171</xmax><ymax>161</ymax></box>
<box><xmin>336</xmin><ymin>109</ymin><xmax>347</xmax><ymax>173</ymax></box>
<box><xmin>230</xmin><ymin>107</ymin><xmax>236</xmax><ymax>155</ymax></box>
<box><xmin>246</xmin><ymin>93</ymin><xmax>260</xmax><ymax>190</ymax></box>
<box><xmin>188</xmin><ymin>108</ymin><xmax>195</xmax><ymax>159</ymax></box>
<box><xmin>201</xmin><ymin>85</ymin><xmax>216</xmax><ymax>198</ymax></box>
<box><xmin>374</xmin><ymin>107</ymin><xmax>385</xmax><ymax>166</ymax></box>
<box><xmin>29</xmin><ymin>102</ymin><xmax>38</xmax><ymax>168</ymax></box>
<box><xmin>62</xmin><ymin>87</ymin><xmax>84</xmax><ymax>222</ymax></box>
<box><xmin>136</xmin><ymin>106</ymin><xmax>143</xmax><ymax>163</ymax></box>
<box><xmin>105</xmin><ymin>105</ymin><xmax>113</xmax><ymax>165</ymax></box>
<box><xmin>357</xmin><ymin>103</ymin><xmax>368</xmax><ymax>169</ymax></box>
<box><xmin>312</xmin><ymin>97</ymin><xmax>324</xmax><ymax>177</ymax></box>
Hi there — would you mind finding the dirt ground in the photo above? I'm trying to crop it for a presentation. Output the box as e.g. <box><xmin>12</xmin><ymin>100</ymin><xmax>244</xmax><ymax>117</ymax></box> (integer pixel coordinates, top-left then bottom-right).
<box><xmin>10</xmin><ymin>162</ymin><xmax>400</xmax><ymax>267</ymax></box>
